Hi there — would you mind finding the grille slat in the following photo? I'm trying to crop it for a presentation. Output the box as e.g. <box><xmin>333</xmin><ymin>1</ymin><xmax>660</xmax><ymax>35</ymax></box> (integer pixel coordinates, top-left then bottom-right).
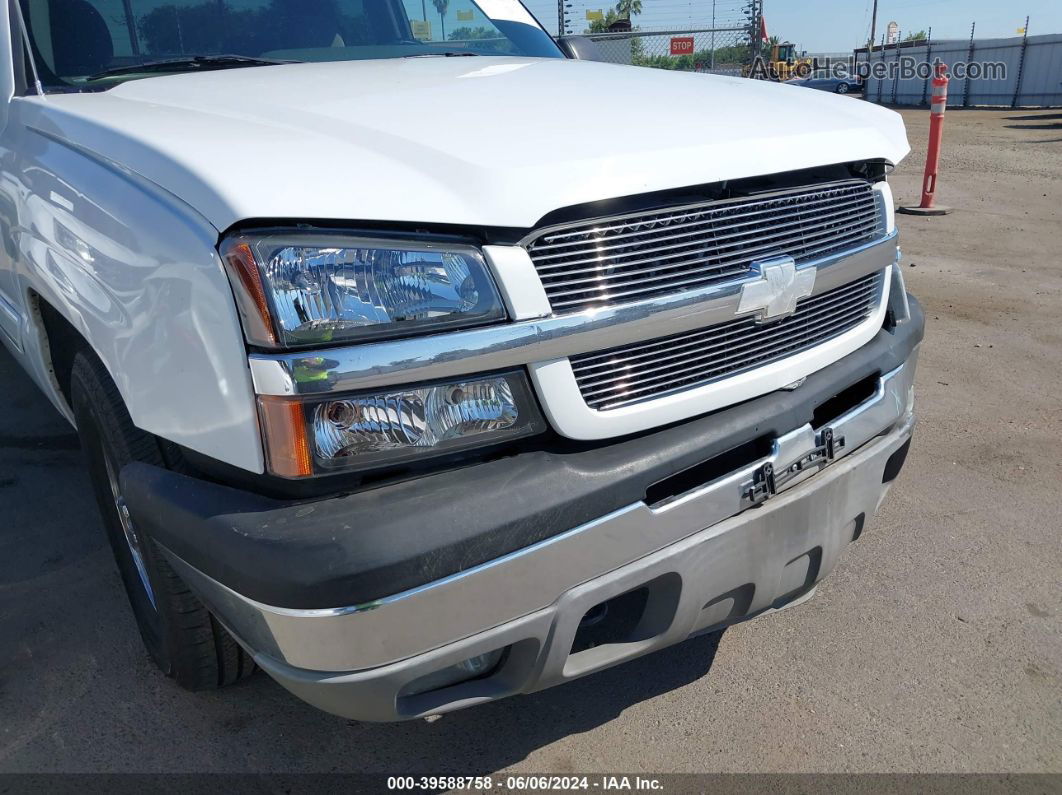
<box><xmin>538</xmin><ymin>209</ymin><xmax>881</xmax><ymax>287</ymax></box>
<box><xmin>570</xmin><ymin>273</ymin><xmax>883</xmax><ymax>411</ymax></box>
<box><xmin>573</xmin><ymin>289</ymin><xmax>879</xmax><ymax>391</ymax></box>
<box><xmin>546</xmin><ymin>218</ymin><xmax>881</xmax><ymax>311</ymax></box>
<box><xmin>572</xmin><ymin>279</ymin><xmax>880</xmax><ymax>371</ymax></box>
<box><xmin>533</xmin><ymin>183</ymin><xmax>871</xmax><ymax>246</ymax></box>
<box><xmin>577</xmin><ymin>304</ymin><xmax>872</xmax><ymax>400</ymax></box>
<box><xmin>577</xmin><ymin>307</ymin><xmax>871</xmax><ymax>401</ymax></box>
<box><xmin>525</xmin><ymin>179</ymin><xmax>883</xmax><ymax>314</ymax></box>
<box><xmin>539</xmin><ymin>209</ymin><xmax>880</xmax><ymax>294</ymax></box>
<box><xmin>532</xmin><ymin>196</ymin><xmax>876</xmax><ymax>266</ymax></box>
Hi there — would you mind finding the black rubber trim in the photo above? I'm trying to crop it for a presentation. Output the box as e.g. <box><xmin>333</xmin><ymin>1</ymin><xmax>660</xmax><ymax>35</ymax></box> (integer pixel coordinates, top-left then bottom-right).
<box><xmin>121</xmin><ymin>297</ymin><xmax>923</xmax><ymax>609</ymax></box>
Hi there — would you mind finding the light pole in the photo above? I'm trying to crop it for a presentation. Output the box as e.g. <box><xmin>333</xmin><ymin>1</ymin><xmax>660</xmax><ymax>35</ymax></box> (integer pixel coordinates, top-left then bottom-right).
<box><xmin>869</xmin><ymin>0</ymin><xmax>878</xmax><ymax>51</ymax></box>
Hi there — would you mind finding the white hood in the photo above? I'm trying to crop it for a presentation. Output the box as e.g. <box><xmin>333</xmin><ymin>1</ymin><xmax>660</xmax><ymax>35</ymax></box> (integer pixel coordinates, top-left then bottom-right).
<box><xmin>25</xmin><ymin>57</ymin><xmax>910</xmax><ymax>232</ymax></box>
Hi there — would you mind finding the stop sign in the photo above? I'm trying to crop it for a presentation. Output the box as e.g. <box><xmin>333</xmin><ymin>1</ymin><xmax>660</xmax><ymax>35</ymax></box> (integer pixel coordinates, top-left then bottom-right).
<box><xmin>670</xmin><ymin>37</ymin><xmax>694</xmax><ymax>55</ymax></box>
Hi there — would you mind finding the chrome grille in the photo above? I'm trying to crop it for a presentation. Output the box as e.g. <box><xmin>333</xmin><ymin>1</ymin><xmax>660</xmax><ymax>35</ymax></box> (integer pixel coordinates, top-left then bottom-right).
<box><xmin>570</xmin><ymin>272</ymin><xmax>884</xmax><ymax>411</ymax></box>
<box><xmin>525</xmin><ymin>180</ymin><xmax>884</xmax><ymax>313</ymax></box>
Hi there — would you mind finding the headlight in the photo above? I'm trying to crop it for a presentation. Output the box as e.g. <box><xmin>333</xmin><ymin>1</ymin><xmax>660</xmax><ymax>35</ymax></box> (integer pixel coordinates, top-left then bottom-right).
<box><xmin>258</xmin><ymin>371</ymin><xmax>545</xmax><ymax>477</ymax></box>
<box><xmin>221</xmin><ymin>232</ymin><xmax>506</xmax><ymax>348</ymax></box>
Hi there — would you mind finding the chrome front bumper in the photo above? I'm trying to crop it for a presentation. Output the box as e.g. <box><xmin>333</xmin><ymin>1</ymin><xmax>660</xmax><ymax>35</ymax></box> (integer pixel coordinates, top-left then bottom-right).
<box><xmin>163</xmin><ymin>348</ymin><xmax>918</xmax><ymax>721</ymax></box>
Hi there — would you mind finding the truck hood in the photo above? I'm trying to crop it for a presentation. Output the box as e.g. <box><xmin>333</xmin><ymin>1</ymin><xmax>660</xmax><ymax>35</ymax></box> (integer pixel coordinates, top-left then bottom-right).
<box><xmin>25</xmin><ymin>57</ymin><xmax>909</xmax><ymax>232</ymax></box>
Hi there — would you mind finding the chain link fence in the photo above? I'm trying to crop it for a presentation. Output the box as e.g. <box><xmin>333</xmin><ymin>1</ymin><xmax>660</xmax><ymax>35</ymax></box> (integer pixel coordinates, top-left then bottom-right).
<box><xmin>529</xmin><ymin>0</ymin><xmax>762</xmax><ymax>75</ymax></box>
<box><xmin>585</xmin><ymin>26</ymin><xmax>751</xmax><ymax>75</ymax></box>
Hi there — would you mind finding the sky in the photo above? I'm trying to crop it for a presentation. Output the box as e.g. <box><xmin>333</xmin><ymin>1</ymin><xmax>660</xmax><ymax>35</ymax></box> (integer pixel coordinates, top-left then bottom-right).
<box><xmin>522</xmin><ymin>0</ymin><xmax>1062</xmax><ymax>52</ymax></box>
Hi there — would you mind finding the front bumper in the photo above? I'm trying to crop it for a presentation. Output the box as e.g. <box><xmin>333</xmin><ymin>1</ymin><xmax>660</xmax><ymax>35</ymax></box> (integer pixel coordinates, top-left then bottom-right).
<box><xmin>153</xmin><ymin>342</ymin><xmax>917</xmax><ymax>720</ymax></box>
<box><xmin>122</xmin><ymin>294</ymin><xmax>922</xmax><ymax>721</ymax></box>
<box><xmin>169</xmin><ymin>395</ymin><xmax>914</xmax><ymax>721</ymax></box>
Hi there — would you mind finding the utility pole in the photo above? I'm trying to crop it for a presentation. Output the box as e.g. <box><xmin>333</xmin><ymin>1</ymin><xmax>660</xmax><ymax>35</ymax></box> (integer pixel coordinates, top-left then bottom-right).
<box><xmin>1012</xmin><ymin>16</ymin><xmax>1031</xmax><ymax>108</ymax></box>
<box><xmin>710</xmin><ymin>0</ymin><xmax>716</xmax><ymax>70</ymax></box>
<box><xmin>869</xmin><ymin>0</ymin><xmax>878</xmax><ymax>52</ymax></box>
<box><xmin>745</xmin><ymin>0</ymin><xmax>763</xmax><ymax>61</ymax></box>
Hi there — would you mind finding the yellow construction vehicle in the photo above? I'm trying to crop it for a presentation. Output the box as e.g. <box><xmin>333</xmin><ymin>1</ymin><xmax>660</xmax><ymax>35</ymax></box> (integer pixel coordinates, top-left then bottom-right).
<box><xmin>745</xmin><ymin>41</ymin><xmax>813</xmax><ymax>81</ymax></box>
<box><xmin>770</xmin><ymin>42</ymin><xmax>812</xmax><ymax>80</ymax></box>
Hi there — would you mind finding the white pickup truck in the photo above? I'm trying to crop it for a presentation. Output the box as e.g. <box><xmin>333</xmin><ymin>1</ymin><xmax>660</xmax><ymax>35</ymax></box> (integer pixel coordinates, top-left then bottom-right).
<box><xmin>0</xmin><ymin>0</ymin><xmax>922</xmax><ymax>721</ymax></box>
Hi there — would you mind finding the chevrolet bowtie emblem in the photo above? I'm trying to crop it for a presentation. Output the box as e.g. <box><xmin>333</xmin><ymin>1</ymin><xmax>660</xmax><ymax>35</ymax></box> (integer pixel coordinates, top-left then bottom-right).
<box><xmin>737</xmin><ymin>256</ymin><xmax>816</xmax><ymax>322</ymax></box>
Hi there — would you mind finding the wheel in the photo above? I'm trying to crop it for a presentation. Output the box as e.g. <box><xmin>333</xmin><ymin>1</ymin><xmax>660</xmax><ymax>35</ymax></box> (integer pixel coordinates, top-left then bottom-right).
<box><xmin>71</xmin><ymin>351</ymin><xmax>255</xmax><ymax>690</ymax></box>
<box><xmin>835</xmin><ymin>82</ymin><xmax>851</xmax><ymax>94</ymax></box>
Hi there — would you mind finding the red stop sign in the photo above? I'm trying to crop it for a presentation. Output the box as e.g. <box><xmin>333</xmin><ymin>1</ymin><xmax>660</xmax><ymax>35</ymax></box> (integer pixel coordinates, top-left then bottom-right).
<box><xmin>670</xmin><ymin>36</ymin><xmax>694</xmax><ymax>55</ymax></box>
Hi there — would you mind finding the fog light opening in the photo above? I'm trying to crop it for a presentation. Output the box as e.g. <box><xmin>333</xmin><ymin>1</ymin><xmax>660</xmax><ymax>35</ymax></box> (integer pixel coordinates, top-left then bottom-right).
<box><xmin>399</xmin><ymin>647</ymin><xmax>508</xmax><ymax>698</ymax></box>
<box><xmin>579</xmin><ymin>601</ymin><xmax>609</xmax><ymax>628</ymax></box>
<box><xmin>570</xmin><ymin>587</ymin><xmax>650</xmax><ymax>655</ymax></box>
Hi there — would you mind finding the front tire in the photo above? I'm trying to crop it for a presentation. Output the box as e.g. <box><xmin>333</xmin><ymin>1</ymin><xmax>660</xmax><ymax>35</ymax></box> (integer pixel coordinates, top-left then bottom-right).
<box><xmin>71</xmin><ymin>352</ymin><xmax>255</xmax><ymax>690</ymax></box>
<box><xmin>835</xmin><ymin>82</ymin><xmax>851</xmax><ymax>94</ymax></box>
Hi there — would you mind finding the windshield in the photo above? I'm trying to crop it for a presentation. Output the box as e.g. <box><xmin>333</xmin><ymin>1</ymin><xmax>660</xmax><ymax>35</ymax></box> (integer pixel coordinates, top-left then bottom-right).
<box><xmin>18</xmin><ymin>0</ymin><xmax>562</xmax><ymax>92</ymax></box>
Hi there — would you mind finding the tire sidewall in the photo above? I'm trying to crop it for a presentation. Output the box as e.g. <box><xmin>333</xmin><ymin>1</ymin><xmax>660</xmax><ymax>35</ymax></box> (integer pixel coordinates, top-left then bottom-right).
<box><xmin>71</xmin><ymin>357</ymin><xmax>171</xmax><ymax>674</ymax></box>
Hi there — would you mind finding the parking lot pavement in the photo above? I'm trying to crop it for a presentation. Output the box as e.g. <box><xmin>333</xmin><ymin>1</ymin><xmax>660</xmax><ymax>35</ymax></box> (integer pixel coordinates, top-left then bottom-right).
<box><xmin>1</xmin><ymin>108</ymin><xmax>1060</xmax><ymax>775</ymax></box>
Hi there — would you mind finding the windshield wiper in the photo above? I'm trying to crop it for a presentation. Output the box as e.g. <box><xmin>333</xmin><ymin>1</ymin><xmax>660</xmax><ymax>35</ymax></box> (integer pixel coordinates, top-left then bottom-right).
<box><xmin>87</xmin><ymin>55</ymin><xmax>297</xmax><ymax>82</ymax></box>
<box><xmin>402</xmin><ymin>51</ymin><xmax>480</xmax><ymax>57</ymax></box>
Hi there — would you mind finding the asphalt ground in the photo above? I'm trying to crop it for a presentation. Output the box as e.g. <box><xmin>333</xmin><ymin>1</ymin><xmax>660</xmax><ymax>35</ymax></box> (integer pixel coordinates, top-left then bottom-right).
<box><xmin>0</xmin><ymin>106</ymin><xmax>1059</xmax><ymax>775</ymax></box>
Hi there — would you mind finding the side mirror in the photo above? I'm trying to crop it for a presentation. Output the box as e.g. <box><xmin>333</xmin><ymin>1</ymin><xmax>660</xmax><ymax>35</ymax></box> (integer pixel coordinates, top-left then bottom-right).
<box><xmin>555</xmin><ymin>36</ymin><xmax>606</xmax><ymax>62</ymax></box>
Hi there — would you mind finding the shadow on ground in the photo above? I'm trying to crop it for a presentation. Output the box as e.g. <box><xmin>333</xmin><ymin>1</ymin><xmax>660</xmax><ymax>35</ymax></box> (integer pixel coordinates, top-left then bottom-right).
<box><xmin>1006</xmin><ymin>112</ymin><xmax>1062</xmax><ymax>122</ymax></box>
<box><xmin>1005</xmin><ymin>122</ymin><xmax>1062</xmax><ymax>131</ymax></box>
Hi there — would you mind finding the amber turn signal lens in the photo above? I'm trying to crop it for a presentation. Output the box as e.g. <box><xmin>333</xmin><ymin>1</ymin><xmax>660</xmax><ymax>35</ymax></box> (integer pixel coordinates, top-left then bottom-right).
<box><xmin>258</xmin><ymin>396</ymin><xmax>312</xmax><ymax>478</ymax></box>
<box><xmin>223</xmin><ymin>241</ymin><xmax>277</xmax><ymax>347</ymax></box>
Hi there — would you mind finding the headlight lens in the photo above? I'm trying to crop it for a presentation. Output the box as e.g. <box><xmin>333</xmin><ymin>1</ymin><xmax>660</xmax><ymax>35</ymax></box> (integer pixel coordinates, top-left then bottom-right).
<box><xmin>258</xmin><ymin>371</ymin><xmax>544</xmax><ymax>477</ymax></box>
<box><xmin>222</xmin><ymin>233</ymin><xmax>505</xmax><ymax>348</ymax></box>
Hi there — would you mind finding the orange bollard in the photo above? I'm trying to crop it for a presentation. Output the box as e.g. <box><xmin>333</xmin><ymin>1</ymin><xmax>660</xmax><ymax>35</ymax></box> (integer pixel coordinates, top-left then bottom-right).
<box><xmin>899</xmin><ymin>63</ymin><xmax>952</xmax><ymax>216</ymax></box>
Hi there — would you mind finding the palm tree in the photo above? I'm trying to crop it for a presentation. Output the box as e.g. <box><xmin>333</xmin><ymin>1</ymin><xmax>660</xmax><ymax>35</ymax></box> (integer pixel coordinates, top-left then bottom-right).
<box><xmin>432</xmin><ymin>0</ymin><xmax>449</xmax><ymax>40</ymax></box>
<box><xmin>586</xmin><ymin>0</ymin><xmax>641</xmax><ymax>31</ymax></box>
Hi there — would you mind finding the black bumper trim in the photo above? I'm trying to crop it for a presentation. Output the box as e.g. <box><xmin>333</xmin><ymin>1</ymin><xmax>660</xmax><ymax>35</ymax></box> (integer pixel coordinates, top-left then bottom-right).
<box><xmin>122</xmin><ymin>297</ymin><xmax>923</xmax><ymax>609</ymax></box>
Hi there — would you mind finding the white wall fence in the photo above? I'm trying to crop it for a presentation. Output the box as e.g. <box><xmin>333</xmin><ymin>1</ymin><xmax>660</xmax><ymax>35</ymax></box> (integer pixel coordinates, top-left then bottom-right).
<box><xmin>855</xmin><ymin>33</ymin><xmax>1062</xmax><ymax>108</ymax></box>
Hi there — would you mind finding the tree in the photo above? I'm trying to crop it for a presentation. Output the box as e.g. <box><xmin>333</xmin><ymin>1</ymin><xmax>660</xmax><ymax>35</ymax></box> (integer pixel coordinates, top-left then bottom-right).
<box><xmin>448</xmin><ymin>26</ymin><xmax>497</xmax><ymax>40</ymax></box>
<box><xmin>584</xmin><ymin>0</ymin><xmax>642</xmax><ymax>34</ymax></box>
<box><xmin>586</xmin><ymin>10</ymin><xmax>620</xmax><ymax>33</ymax></box>
<box><xmin>903</xmin><ymin>30</ymin><xmax>928</xmax><ymax>42</ymax></box>
<box><xmin>432</xmin><ymin>0</ymin><xmax>449</xmax><ymax>40</ymax></box>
